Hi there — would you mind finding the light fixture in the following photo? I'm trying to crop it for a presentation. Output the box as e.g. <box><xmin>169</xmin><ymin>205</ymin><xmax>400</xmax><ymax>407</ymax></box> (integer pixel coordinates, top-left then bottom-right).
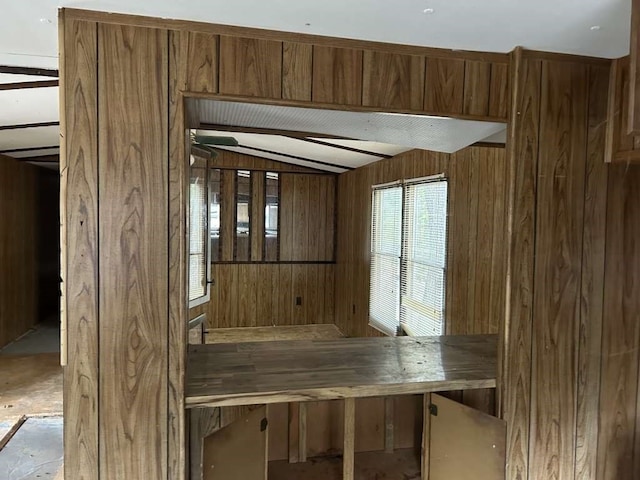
<box><xmin>590</xmin><ymin>25</ymin><xmax>601</xmax><ymax>31</ymax></box>
<box><xmin>39</xmin><ymin>18</ymin><xmax>52</xmax><ymax>24</ymax></box>
<box><xmin>423</xmin><ymin>8</ymin><xmax>435</xmax><ymax>14</ymax></box>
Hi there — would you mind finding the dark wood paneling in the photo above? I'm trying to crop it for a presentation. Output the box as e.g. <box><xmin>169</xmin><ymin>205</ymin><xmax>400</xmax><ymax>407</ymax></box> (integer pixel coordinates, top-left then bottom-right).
<box><xmin>282</xmin><ymin>42</ymin><xmax>313</xmax><ymax>101</ymax></box>
<box><xmin>489</xmin><ymin>63</ymin><xmax>510</xmax><ymax>119</ymax></box>
<box><xmin>0</xmin><ymin>156</ymin><xmax>38</xmax><ymax>347</ymax></box>
<box><xmin>59</xmin><ymin>17</ymin><xmax>98</xmax><ymax>480</ymax></box>
<box><xmin>362</xmin><ymin>51</ymin><xmax>425</xmax><ymax>110</ymax></box>
<box><xmin>529</xmin><ymin>60</ymin><xmax>587</xmax><ymax>480</ymax></box>
<box><xmin>251</xmin><ymin>172</ymin><xmax>265</xmax><ymax>261</ymax></box>
<box><xmin>463</xmin><ymin>61</ymin><xmax>491</xmax><ymax>116</ymax></box>
<box><xmin>186</xmin><ymin>32</ymin><xmax>218</xmax><ymax>93</ymax></box>
<box><xmin>219</xmin><ymin>36</ymin><xmax>282</xmax><ymax>98</ymax></box>
<box><xmin>220</xmin><ymin>169</ymin><xmax>235</xmax><ymax>262</ymax></box>
<box><xmin>312</xmin><ymin>46</ymin><xmax>363</xmax><ymax>106</ymax></box>
<box><xmin>97</xmin><ymin>24</ymin><xmax>168</xmax><ymax>479</ymax></box>
<box><xmin>424</xmin><ymin>57</ymin><xmax>465</xmax><ymax>114</ymax></box>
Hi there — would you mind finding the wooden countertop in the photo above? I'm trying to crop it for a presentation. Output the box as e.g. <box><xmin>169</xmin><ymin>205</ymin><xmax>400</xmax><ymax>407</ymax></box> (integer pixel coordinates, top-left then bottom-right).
<box><xmin>186</xmin><ymin>334</ymin><xmax>497</xmax><ymax>408</ymax></box>
<box><xmin>205</xmin><ymin>324</ymin><xmax>344</xmax><ymax>344</ymax></box>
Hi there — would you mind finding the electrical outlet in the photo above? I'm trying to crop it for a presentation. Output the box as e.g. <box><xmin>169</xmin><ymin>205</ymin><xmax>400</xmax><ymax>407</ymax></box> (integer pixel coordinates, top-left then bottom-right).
<box><xmin>296</xmin><ymin>296</ymin><xmax>302</xmax><ymax>306</ymax></box>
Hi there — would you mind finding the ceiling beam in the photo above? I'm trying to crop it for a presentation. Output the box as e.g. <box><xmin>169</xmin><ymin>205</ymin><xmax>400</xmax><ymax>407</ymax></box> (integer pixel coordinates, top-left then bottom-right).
<box><xmin>0</xmin><ymin>65</ymin><xmax>59</xmax><ymax>77</ymax></box>
<box><xmin>0</xmin><ymin>80</ymin><xmax>59</xmax><ymax>91</ymax></box>
<box><xmin>629</xmin><ymin>0</ymin><xmax>640</xmax><ymax>133</ymax></box>
<box><xmin>198</xmin><ymin>123</ymin><xmax>354</xmax><ymax>140</ymax></box>
<box><xmin>0</xmin><ymin>145</ymin><xmax>59</xmax><ymax>155</ymax></box>
<box><xmin>13</xmin><ymin>154</ymin><xmax>59</xmax><ymax>163</ymax></box>
<box><xmin>217</xmin><ymin>144</ymin><xmax>351</xmax><ymax>171</ymax></box>
<box><xmin>296</xmin><ymin>137</ymin><xmax>393</xmax><ymax>159</ymax></box>
<box><xmin>0</xmin><ymin>121</ymin><xmax>59</xmax><ymax>131</ymax></box>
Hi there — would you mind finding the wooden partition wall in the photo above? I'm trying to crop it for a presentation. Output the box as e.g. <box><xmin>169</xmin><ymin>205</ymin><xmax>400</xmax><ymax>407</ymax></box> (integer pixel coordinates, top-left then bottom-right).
<box><xmin>0</xmin><ymin>154</ymin><xmax>38</xmax><ymax>348</ymax></box>
<box><xmin>502</xmin><ymin>49</ymin><xmax>640</xmax><ymax>480</ymax></box>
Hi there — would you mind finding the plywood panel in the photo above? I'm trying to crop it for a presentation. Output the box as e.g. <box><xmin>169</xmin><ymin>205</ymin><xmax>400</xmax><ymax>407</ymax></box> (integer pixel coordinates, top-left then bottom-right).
<box><xmin>97</xmin><ymin>23</ymin><xmax>168</xmax><ymax>479</ymax></box>
<box><xmin>362</xmin><ymin>50</ymin><xmax>425</xmax><ymax>110</ymax></box>
<box><xmin>312</xmin><ymin>46</ymin><xmax>363</xmax><ymax>106</ymax></box>
<box><xmin>219</xmin><ymin>36</ymin><xmax>282</xmax><ymax>98</ymax></box>
<box><xmin>463</xmin><ymin>60</ymin><xmax>491</xmax><ymax>116</ymax></box>
<box><xmin>283</xmin><ymin>42</ymin><xmax>312</xmax><ymax>101</ymax></box>
<box><xmin>58</xmin><ymin>20</ymin><xmax>99</xmax><ymax>480</ymax></box>
<box><xmin>424</xmin><ymin>57</ymin><xmax>465</xmax><ymax>114</ymax></box>
<box><xmin>186</xmin><ymin>32</ymin><xmax>218</xmax><ymax>93</ymax></box>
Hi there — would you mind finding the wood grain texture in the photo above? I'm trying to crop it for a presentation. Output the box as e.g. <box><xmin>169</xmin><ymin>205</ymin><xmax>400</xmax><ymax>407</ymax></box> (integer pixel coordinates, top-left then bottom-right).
<box><xmin>220</xmin><ymin>169</ymin><xmax>235</xmax><ymax>261</ymax></box>
<box><xmin>97</xmin><ymin>23</ymin><xmax>168</xmax><ymax>479</ymax></box>
<box><xmin>251</xmin><ymin>172</ymin><xmax>265</xmax><ymax>261</ymax></box>
<box><xmin>628</xmin><ymin>0</ymin><xmax>640</xmax><ymax>134</ymax></box>
<box><xmin>186</xmin><ymin>335</ymin><xmax>498</xmax><ymax>407</ymax></box>
<box><xmin>501</xmin><ymin>51</ymin><xmax>540</xmax><ymax>480</ymax></box>
<box><xmin>219</xmin><ymin>35</ymin><xmax>282</xmax><ymax>98</ymax></box>
<box><xmin>529</xmin><ymin>60</ymin><xmax>587</xmax><ymax>480</ymax></box>
<box><xmin>489</xmin><ymin>62</ymin><xmax>510</xmax><ymax>119</ymax></box>
<box><xmin>424</xmin><ymin>57</ymin><xmax>465</xmax><ymax>114</ymax></box>
<box><xmin>597</xmin><ymin>164</ymin><xmax>640</xmax><ymax>480</ymax></box>
<box><xmin>463</xmin><ymin>60</ymin><xmax>491</xmax><ymax>116</ymax></box>
<box><xmin>282</xmin><ymin>42</ymin><xmax>312</xmax><ymax>101</ymax></box>
<box><xmin>343</xmin><ymin>397</ymin><xmax>356</xmax><ymax>480</ymax></box>
<box><xmin>573</xmin><ymin>64</ymin><xmax>609</xmax><ymax>480</ymax></box>
<box><xmin>0</xmin><ymin>156</ymin><xmax>38</xmax><ymax>349</ymax></box>
<box><xmin>186</xmin><ymin>31</ymin><xmax>218</xmax><ymax>93</ymax></box>
<box><xmin>362</xmin><ymin>50</ymin><xmax>425</xmax><ymax>110</ymax></box>
<box><xmin>58</xmin><ymin>16</ymin><xmax>99</xmax><ymax>480</ymax></box>
<box><xmin>312</xmin><ymin>46</ymin><xmax>363</xmax><ymax>106</ymax></box>
<box><xmin>168</xmin><ymin>29</ymin><xmax>189</xmax><ymax>480</ymax></box>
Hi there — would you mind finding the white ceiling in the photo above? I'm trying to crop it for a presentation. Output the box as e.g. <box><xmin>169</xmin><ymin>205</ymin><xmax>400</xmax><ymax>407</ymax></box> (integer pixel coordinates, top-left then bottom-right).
<box><xmin>0</xmin><ymin>0</ymin><xmax>630</xmax><ymax>166</ymax></box>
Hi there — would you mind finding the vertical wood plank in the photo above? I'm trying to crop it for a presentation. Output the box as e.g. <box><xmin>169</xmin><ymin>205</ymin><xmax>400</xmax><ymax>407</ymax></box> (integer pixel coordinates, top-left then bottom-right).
<box><xmin>421</xmin><ymin>393</ymin><xmax>431</xmax><ymax>480</ymax></box>
<box><xmin>529</xmin><ymin>60</ymin><xmax>587</xmax><ymax>480</ymax></box>
<box><xmin>219</xmin><ymin>264</ymin><xmax>238</xmax><ymax>328</ymax></box>
<box><xmin>293</xmin><ymin>175</ymin><xmax>310</xmax><ymax>261</ymax></box>
<box><xmin>279</xmin><ymin>264</ymin><xmax>293</xmax><ymax>325</ymax></box>
<box><xmin>312</xmin><ymin>46</ymin><xmax>363</xmax><ymax>106</ymax></box>
<box><xmin>60</xmin><ymin>16</ymin><xmax>99</xmax><ymax>480</ymax></box>
<box><xmin>282</xmin><ymin>42</ymin><xmax>312</xmax><ymax>101</ymax></box>
<box><xmin>185</xmin><ymin>32</ymin><xmax>218</xmax><ymax>93</ymax></box>
<box><xmin>98</xmin><ymin>23</ymin><xmax>168</xmax><ymax>479</ymax></box>
<box><xmin>279</xmin><ymin>173</ymin><xmax>294</xmax><ymax>261</ymax></box>
<box><xmin>288</xmin><ymin>402</ymin><xmax>300</xmax><ymax>463</ymax></box>
<box><xmin>489</xmin><ymin>63</ymin><xmax>510</xmax><ymax>119</ymax></box>
<box><xmin>237</xmin><ymin>264</ymin><xmax>257</xmax><ymax>327</ymax></box>
<box><xmin>501</xmin><ymin>50</ymin><xmax>541</xmax><ymax>480</ymax></box>
<box><xmin>168</xmin><ymin>28</ymin><xmax>189</xmax><ymax>480</ymax></box>
<box><xmin>251</xmin><ymin>172</ymin><xmax>265</xmax><ymax>261</ymax></box>
<box><xmin>298</xmin><ymin>402</ymin><xmax>307</xmax><ymax>463</ymax></box>
<box><xmin>325</xmin><ymin>175</ymin><xmax>337</xmax><ymax>262</ymax></box>
<box><xmin>343</xmin><ymin>398</ymin><xmax>356</xmax><ymax>480</ymax></box>
<box><xmin>219</xmin><ymin>36</ymin><xmax>283</xmax><ymax>98</ymax></box>
<box><xmin>424</xmin><ymin>57</ymin><xmax>465</xmax><ymax>115</ymax></box>
<box><xmin>221</xmin><ymin>169</ymin><xmax>235</xmax><ymax>261</ymax></box>
<box><xmin>384</xmin><ymin>397</ymin><xmax>395</xmax><ymax>454</ymax></box>
<box><xmin>362</xmin><ymin>50</ymin><xmax>425</xmax><ymax>110</ymax></box>
<box><xmin>573</xmin><ymin>64</ymin><xmax>609</xmax><ymax>480</ymax></box>
<box><xmin>324</xmin><ymin>265</ymin><xmax>335</xmax><ymax>325</ymax></box>
<box><xmin>463</xmin><ymin>60</ymin><xmax>491</xmax><ymax>116</ymax></box>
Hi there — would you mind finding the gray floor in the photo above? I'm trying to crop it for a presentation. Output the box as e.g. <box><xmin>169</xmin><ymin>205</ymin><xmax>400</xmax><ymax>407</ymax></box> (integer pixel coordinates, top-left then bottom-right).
<box><xmin>0</xmin><ymin>416</ymin><xmax>63</xmax><ymax>479</ymax></box>
<box><xmin>0</xmin><ymin>324</ymin><xmax>60</xmax><ymax>355</ymax></box>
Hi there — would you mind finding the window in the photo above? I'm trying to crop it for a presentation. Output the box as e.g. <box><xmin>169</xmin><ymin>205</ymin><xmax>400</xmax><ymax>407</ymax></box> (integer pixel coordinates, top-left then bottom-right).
<box><xmin>189</xmin><ymin>153</ymin><xmax>212</xmax><ymax>307</ymax></box>
<box><xmin>369</xmin><ymin>175</ymin><xmax>448</xmax><ymax>336</ymax></box>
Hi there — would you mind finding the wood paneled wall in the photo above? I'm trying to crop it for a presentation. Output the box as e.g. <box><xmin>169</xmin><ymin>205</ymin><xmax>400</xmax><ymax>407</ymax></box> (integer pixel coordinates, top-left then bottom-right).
<box><xmin>0</xmin><ymin>154</ymin><xmax>38</xmax><ymax>348</ymax></box>
<box><xmin>500</xmin><ymin>49</ymin><xmax>640</xmax><ymax>480</ymax></box>
<box><xmin>334</xmin><ymin>146</ymin><xmax>508</xmax><ymax>340</ymax></box>
<box><xmin>605</xmin><ymin>56</ymin><xmax>640</xmax><ymax>163</ymax></box>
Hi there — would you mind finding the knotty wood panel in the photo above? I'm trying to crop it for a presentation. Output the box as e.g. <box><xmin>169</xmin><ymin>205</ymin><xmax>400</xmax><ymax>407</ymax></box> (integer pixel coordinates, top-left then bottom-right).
<box><xmin>362</xmin><ymin>51</ymin><xmax>425</xmax><ymax>110</ymax></box>
<box><xmin>58</xmin><ymin>16</ymin><xmax>99</xmax><ymax>480</ymax></box>
<box><xmin>97</xmin><ymin>24</ymin><xmax>168</xmax><ymax>479</ymax></box>
<box><xmin>219</xmin><ymin>36</ymin><xmax>282</xmax><ymax>98</ymax></box>
<box><xmin>0</xmin><ymin>155</ymin><xmax>38</xmax><ymax>348</ymax></box>
<box><xmin>282</xmin><ymin>42</ymin><xmax>312</xmax><ymax>101</ymax></box>
<box><xmin>312</xmin><ymin>46</ymin><xmax>363</xmax><ymax>106</ymax></box>
<box><xmin>424</xmin><ymin>57</ymin><xmax>465</xmax><ymax>114</ymax></box>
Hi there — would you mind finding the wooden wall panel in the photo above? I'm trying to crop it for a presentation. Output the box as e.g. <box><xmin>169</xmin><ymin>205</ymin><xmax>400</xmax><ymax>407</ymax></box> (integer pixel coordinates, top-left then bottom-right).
<box><xmin>220</xmin><ymin>169</ymin><xmax>235</xmax><ymax>262</ymax></box>
<box><xmin>185</xmin><ymin>32</ymin><xmax>218</xmax><ymax>93</ymax></box>
<box><xmin>424</xmin><ymin>57</ymin><xmax>465</xmax><ymax>115</ymax></box>
<box><xmin>529</xmin><ymin>60</ymin><xmax>587</xmax><ymax>480</ymax></box>
<box><xmin>362</xmin><ymin>51</ymin><xmax>425</xmax><ymax>110</ymax></box>
<box><xmin>463</xmin><ymin>61</ymin><xmax>491</xmax><ymax>116</ymax></box>
<box><xmin>0</xmin><ymin>156</ymin><xmax>38</xmax><ymax>347</ymax></box>
<box><xmin>251</xmin><ymin>172</ymin><xmax>265</xmax><ymax>261</ymax></box>
<box><xmin>58</xmin><ymin>17</ymin><xmax>98</xmax><ymax>480</ymax></box>
<box><xmin>312</xmin><ymin>46</ymin><xmax>363</xmax><ymax>106</ymax></box>
<box><xmin>489</xmin><ymin>63</ymin><xmax>510</xmax><ymax>119</ymax></box>
<box><xmin>97</xmin><ymin>23</ymin><xmax>168</xmax><ymax>479</ymax></box>
<box><xmin>219</xmin><ymin>36</ymin><xmax>282</xmax><ymax>98</ymax></box>
<box><xmin>282</xmin><ymin>42</ymin><xmax>313</xmax><ymax>101</ymax></box>
<box><xmin>334</xmin><ymin>145</ymin><xmax>507</xmax><ymax>341</ymax></box>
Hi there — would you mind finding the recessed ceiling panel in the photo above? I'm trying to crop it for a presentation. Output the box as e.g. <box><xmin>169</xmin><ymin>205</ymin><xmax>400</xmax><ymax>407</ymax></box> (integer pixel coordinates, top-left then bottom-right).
<box><xmin>197</xmin><ymin>100</ymin><xmax>506</xmax><ymax>154</ymax></box>
<box><xmin>0</xmin><ymin>124</ymin><xmax>59</xmax><ymax>150</ymax></box>
<box><xmin>9</xmin><ymin>146</ymin><xmax>59</xmax><ymax>158</ymax></box>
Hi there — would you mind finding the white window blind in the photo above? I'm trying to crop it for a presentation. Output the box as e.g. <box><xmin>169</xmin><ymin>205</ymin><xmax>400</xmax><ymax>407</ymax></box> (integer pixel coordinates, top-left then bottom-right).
<box><xmin>401</xmin><ymin>179</ymin><xmax>448</xmax><ymax>336</ymax></box>
<box><xmin>369</xmin><ymin>185</ymin><xmax>402</xmax><ymax>336</ymax></box>
<box><xmin>189</xmin><ymin>156</ymin><xmax>210</xmax><ymax>306</ymax></box>
<box><xmin>369</xmin><ymin>176</ymin><xmax>448</xmax><ymax>337</ymax></box>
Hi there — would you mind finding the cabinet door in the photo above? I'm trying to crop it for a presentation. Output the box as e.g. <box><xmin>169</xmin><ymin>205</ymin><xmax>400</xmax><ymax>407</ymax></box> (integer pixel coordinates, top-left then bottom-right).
<box><xmin>203</xmin><ymin>406</ymin><xmax>268</xmax><ymax>480</ymax></box>
<box><xmin>428</xmin><ymin>393</ymin><xmax>506</xmax><ymax>480</ymax></box>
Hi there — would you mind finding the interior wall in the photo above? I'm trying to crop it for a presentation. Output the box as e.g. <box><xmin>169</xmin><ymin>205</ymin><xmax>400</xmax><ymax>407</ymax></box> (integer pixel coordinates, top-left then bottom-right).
<box><xmin>0</xmin><ymin>154</ymin><xmax>38</xmax><ymax>348</ymax></box>
<box><xmin>60</xmin><ymin>7</ymin><xmax>506</xmax><ymax>480</ymax></box>
<box><xmin>501</xmin><ymin>49</ymin><xmax>639</xmax><ymax>480</ymax></box>
<box><xmin>334</xmin><ymin>145</ymin><xmax>508</xmax><ymax>340</ymax></box>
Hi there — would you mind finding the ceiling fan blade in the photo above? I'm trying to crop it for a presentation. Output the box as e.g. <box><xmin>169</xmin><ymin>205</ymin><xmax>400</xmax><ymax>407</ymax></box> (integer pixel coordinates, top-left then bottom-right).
<box><xmin>194</xmin><ymin>135</ymin><xmax>239</xmax><ymax>147</ymax></box>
